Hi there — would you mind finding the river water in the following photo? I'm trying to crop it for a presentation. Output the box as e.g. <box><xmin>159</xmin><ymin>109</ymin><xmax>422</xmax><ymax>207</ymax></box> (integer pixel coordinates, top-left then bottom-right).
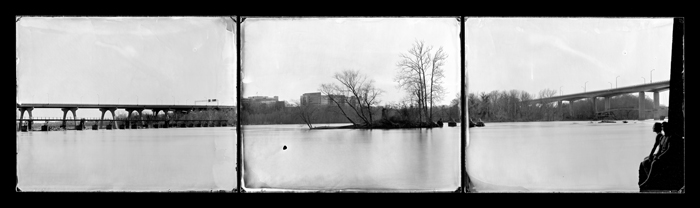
<box><xmin>17</xmin><ymin>120</ymin><xmax>659</xmax><ymax>192</ymax></box>
<box><xmin>16</xmin><ymin>127</ymin><xmax>237</xmax><ymax>191</ymax></box>
<box><xmin>467</xmin><ymin>120</ymin><xmax>661</xmax><ymax>192</ymax></box>
<box><xmin>242</xmin><ymin>123</ymin><xmax>461</xmax><ymax>191</ymax></box>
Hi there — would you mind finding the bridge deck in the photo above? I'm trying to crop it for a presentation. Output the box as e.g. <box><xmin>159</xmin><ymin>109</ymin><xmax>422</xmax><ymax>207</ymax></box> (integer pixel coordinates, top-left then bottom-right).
<box><xmin>523</xmin><ymin>80</ymin><xmax>670</xmax><ymax>104</ymax></box>
<box><xmin>16</xmin><ymin>103</ymin><xmax>235</xmax><ymax>109</ymax></box>
<box><xmin>17</xmin><ymin>119</ymin><xmax>228</xmax><ymax>122</ymax></box>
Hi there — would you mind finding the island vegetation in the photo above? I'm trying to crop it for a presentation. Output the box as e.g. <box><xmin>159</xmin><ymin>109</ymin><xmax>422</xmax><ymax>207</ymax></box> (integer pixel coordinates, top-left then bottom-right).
<box><xmin>301</xmin><ymin>40</ymin><xmax>456</xmax><ymax>129</ymax></box>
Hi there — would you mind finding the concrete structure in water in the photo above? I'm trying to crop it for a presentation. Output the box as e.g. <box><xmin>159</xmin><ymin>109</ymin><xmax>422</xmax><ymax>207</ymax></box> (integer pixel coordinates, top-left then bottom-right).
<box><xmin>16</xmin><ymin>103</ymin><xmax>234</xmax><ymax>131</ymax></box>
<box><xmin>522</xmin><ymin>80</ymin><xmax>670</xmax><ymax>120</ymax></box>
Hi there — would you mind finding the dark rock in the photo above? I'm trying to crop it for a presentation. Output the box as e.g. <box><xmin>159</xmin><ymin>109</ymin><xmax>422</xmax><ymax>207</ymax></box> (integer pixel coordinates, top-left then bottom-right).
<box><xmin>448</xmin><ymin>121</ymin><xmax>457</xmax><ymax>127</ymax></box>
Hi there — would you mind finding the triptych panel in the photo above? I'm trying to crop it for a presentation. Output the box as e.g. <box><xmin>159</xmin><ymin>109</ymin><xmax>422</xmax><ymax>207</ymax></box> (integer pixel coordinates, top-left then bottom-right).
<box><xmin>15</xmin><ymin>16</ymin><xmax>684</xmax><ymax>193</ymax></box>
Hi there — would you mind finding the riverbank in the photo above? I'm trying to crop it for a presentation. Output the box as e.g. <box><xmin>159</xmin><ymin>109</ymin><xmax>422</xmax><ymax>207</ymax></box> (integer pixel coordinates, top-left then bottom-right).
<box><xmin>310</xmin><ymin>120</ymin><xmax>462</xmax><ymax>130</ymax></box>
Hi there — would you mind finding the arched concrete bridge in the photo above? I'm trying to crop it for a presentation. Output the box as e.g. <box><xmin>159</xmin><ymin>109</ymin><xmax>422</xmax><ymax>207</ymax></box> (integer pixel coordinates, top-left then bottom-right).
<box><xmin>16</xmin><ymin>103</ymin><xmax>235</xmax><ymax>131</ymax></box>
<box><xmin>522</xmin><ymin>80</ymin><xmax>670</xmax><ymax>120</ymax></box>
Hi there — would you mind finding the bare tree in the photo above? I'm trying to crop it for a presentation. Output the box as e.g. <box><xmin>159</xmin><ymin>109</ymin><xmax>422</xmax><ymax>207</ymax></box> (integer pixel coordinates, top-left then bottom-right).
<box><xmin>537</xmin><ymin>89</ymin><xmax>558</xmax><ymax>120</ymax></box>
<box><xmin>321</xmin><ymin>70</ymin><xmax>383</xmax><ymax>127</ymax></box>
<box><xmin>396</xmin><ymin>40</ymin><xmax>448</xmax><ymax>123</ymax></box>
<box><xmin>293</xmin><ymin>100</ymin><xmax>317</xmax><ymax>129</ymax></box>
<box><xmin>320</xmin><ymin>83</ymin><xmax>357</xmax><ymax>125</ymax></box>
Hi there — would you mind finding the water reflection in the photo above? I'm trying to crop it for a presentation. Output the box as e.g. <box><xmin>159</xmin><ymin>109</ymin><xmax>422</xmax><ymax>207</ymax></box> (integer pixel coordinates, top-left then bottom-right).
<box><xmin>243</xmin><ymin>124</ymin><xmax>460</xmax><ymax>191</ymax></box>
<box><xmin>467</xmin><ymin>120</ymin><xmax>660</xmax><ymax>192</ymax></box>
<box><xmin>16</xmin><ymin>127</ymin><xmax>237</xmax><ymax>191</ymax></box>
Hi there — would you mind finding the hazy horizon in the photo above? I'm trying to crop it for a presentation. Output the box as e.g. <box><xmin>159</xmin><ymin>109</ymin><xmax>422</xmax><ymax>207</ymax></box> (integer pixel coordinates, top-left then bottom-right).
<box><xmin>16</xmin><ymin>17</ymin><xmax>237</xmax><ymax>118</ymax></box>
<box><xmin>17</xmin><ymin>17</ymin><xmax>675</xmax><ymax>119</ymax></box>
<box><xmin>466</xmin><ymin>18</ymin><xmax>673</xmax><ymax>106</ymax></box>
<box><xmin>241</xmin><ymin>18</ymin><xmax>461</xmax><ymax>107</ymax></box>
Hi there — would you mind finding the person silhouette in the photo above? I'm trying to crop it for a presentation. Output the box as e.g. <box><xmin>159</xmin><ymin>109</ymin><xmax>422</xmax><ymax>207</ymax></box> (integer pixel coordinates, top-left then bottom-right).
<box><xmin>639</xmin><ymin>122</ymin><xmax>663</xmax><ymax>185</ymax></box>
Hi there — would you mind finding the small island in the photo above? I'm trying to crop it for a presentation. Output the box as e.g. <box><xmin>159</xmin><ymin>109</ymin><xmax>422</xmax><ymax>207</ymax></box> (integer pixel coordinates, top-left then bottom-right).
<box><xmin>240</xmin><ymin>41</ymin><xmax>483</xmax><ymax>130</ymax></box>
<box><xmin>310</xmin><ymin>119</ymin><xmax>461</xmax><ymax>130</ymax></box>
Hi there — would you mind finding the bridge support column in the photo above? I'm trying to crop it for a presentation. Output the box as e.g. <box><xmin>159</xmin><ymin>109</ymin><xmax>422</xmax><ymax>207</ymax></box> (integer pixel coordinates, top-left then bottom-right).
<box><xmin>653</xmin><ymin>91</ymin><xmax>660</xmax><ymax>120</ymax></box>
<box><xmin>109</xmin><ymin>109</ymin><xmax>117</xmax><ymax>129</ymax></box>
<box><xmin>70</xmin><ymin>108</ymin><xmax>77</xmax><ymax>128</ymax></box>
<box><xmin>125</xmin><ymin>108</ymin><xmax>144</xmax><ymax>129</ymax></box>
<box><xmin>98</xmin><ymin>109</ymin><xmax>107</xmax><ymax>129</ymax></box>
<box><xmin>137</xmin><ymin>109</ymin><xmax>144</xmax><ymax>127</ymax></box>
<box><xmin>568</xmin><ymin>100</ymin><xmax>575</xmax><ymax>117</ymax></box>
<box><xmin>592</xmin><ymin>97</ymin><xmax>598</xmax><ymax>114</ymax></box>
<box><xmin>639</xmin><ymin>91</ymin><xmax>646</xmax><ymax>120</ymax></box>
<box><xmin>604</xmin><ymin>97</ymin><xmax>611</xmax><ymax>111</ymax></box>
<box><xmin>61</xmin><ymin>107</ymin><xmax>77</xmax><ymax>129</ymax></box>
<box><xmin>98</xmin><ymin>108</ymin><xmax>117</xmax><ymax>129</ymax></box>
<box><xmin>557</xmin><ymin>100</ymin><xmax>564</xmax><ymax>119</ymax></box>
<box><xmin>126</xmin><ymin>109</ymin><xmax>134</xmax><ymax>129</ymax></box>
<box><xmin>18</xmin><ymin>107</ymin><xmax>34</xmax><ymax>131</ymax></box>
<box><xmin>152</xmin><ymin>109</ymin><xmax>166</xmax><ymax>128</ymax></box>
<box><xmin>78</xmin><ymin>118</ymin><xmax>86</xmax><ymax>130</ymax></box>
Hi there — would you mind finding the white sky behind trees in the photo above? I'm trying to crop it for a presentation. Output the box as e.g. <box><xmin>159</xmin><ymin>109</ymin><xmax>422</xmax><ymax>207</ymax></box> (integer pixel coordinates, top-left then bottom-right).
<box><xmin>466</xmin><ymin>18</ymin><xmax>673</xmax><ymax>106</ymax></box>
<box><xmin>16</xmin><ymin>17</ymin><xmax>674</xmax><ymax>119</ymax></box>
<box><xmin>16</xmin><ymin>17</ymin><xmax>237</xmax><ymax>118</ymax></box>
<box><xmin>241</xmin><ymin>18</ymin><xmax>462</xmax><ymax>107</ymax></box>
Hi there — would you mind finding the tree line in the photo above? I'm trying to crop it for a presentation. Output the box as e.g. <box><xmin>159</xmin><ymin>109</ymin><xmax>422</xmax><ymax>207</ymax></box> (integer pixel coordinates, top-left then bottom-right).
<box><xmin>299</xmin><ymin>40</ymin><xmax>451</xmax><ymax>128</ymax></box>
<box><xmin>241</xmin><ymin>103</ymin><xmax>367</xmax><ymax>125</ymax></box>
<box><xmin>467</xmin><ymin>89</ymin><xmax>663</xmax><ymax>122</ymax></box>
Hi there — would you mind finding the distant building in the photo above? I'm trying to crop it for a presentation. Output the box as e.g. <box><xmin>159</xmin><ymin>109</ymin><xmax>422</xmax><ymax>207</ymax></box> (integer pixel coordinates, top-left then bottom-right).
<box><xmin>243</xmin><ymin>96</ymin><xmax>285</xmax><ymax>109</ymax></box>
<box><xmin>330</xmin><ymin>95</ymin><xmax>348</xmax><ymax>105</ymax></box>
<box><xmin>301</xmin><ymin>92</ymin><xmax>324</xmax><ymax>105</ymax></box>
<box><xmin>301</xmin><ymin>92</ymin><xmax>355</xmax><ymax>106</ymax></box>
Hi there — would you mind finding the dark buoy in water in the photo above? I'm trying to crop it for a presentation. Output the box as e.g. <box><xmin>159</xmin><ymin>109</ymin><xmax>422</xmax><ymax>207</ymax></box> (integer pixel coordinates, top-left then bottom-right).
<box><xmin>283</xmin><ymin>145</ymin><xmax>287</xmax><ymax>150</ymax></box>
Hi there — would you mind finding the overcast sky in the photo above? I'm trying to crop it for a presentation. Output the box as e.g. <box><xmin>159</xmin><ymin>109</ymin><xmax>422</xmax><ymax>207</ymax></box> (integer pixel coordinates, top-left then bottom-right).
<box><xmin>466</xmin><ymin>18</ymin><xmax>673</xmax><ymax>106</ymax></box>
<box><xmin>16</xmin><ymin>17</ymin><xmax>236</xmax><ymax>118</ymax></box>
<box><xmin>16</xmin><ymin>17</ymin><xmax>675</xmax><ymax>119</ymax></box>
<box><xmin>241</xmin><ymin>18</ymin><xmax>461</xmax><ymax>106</ymax></box>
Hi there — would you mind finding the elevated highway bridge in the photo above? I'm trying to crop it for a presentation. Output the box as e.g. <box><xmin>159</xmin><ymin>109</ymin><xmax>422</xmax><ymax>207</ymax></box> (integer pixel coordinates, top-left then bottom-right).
<box><xmin>522</xmin><ymin>80</ymin><xmax>670</xmax><ymax>120</ymax></box>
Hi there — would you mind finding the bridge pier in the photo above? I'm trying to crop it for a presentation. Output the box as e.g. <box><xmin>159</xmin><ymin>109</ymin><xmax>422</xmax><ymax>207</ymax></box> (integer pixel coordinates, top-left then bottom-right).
<box><xmin>653</xmin><ymin>91</ymin><xmax>660</xmax><ymax>120</ymax></box>
<box><xmin>126</xmin><ymin>108</ymin><xmax>145</xmax><ymax>129</ymax></box>
<box><xmin>61</xmin><ymin>107</ymin><xmax>78</xmax><ymax>129</ymax></box>
<box><xmin>152</xmin><ymin>109</ymin><xmax>163</xmax><ymax>117</ymax></box>
<box><xmin>18</xmin><ymin>107</ymin><xmax>34</xmax><ymax>131</ymax></box>
<box><xmin>151</xmin><ymin>108</ymin><xmax>170</xmax><ymax>128</ymax></box>
<box><xmin>568</xmin><ymin>100</ymin><xmax>575</xmax><ymax>117</ymax></box>
<box><xmin>639</xmin><ymin>91</ymin><xmax>646</xmax><ymax>120</ymax></box>
<box><xmin>592</xmin><ymin>97</ymin><xmax>598</xmax><ymax>115</ymax></box>
<box><xmin>99</xmin><ymin>108</ymin><xmax>117</xmax><ymax>129</ymax></box>
<box><xmin>126</xmin><ymin>109</ymin><xmax>134</xmax><ymax>128</ymax></box>
<box><xmin>77</xmin><ymin>118</ymin><xmax>86</xmax><ymax>130</ymax></box>
<box><xmin>558</xmin><ymin>100</ymin><xmax>563</xmax><ymax>119</ymax></box>
<box><xmin>604</xmin><ymin>96</ymin><xmax>611</xmax><ymax>111</ymax></box>
<box><xmin>137</xmin><ymin>109</ymin><xmax>144</xmax><ymax>127</ymax></box>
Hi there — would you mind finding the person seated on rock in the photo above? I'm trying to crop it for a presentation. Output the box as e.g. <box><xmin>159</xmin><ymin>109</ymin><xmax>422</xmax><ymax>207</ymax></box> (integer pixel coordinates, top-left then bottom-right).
<box><xmin>639</xmin><ymin>121</ymin><xmax>684</xmax><ymax>191</ymax></box>
<box><xmin>657</xmin><ymin>122</ymin><xmax>672</xmax><ymax>156</ymax></box>
<box><xmin>639</xmin><ymin>122</ymin><xmax>664</xmax><ymax>185</ymax></box>
<box><xmin>647</xmin><ymin>122</ymin><xmax>665</xmax><ymax>160</ymax></box>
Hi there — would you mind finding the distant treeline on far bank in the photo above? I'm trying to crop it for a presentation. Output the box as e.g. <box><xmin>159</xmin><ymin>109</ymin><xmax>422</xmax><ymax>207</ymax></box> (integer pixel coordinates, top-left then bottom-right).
<box><xmin>240</xmin><ymin>102</ymin><xmax>461</xmax><ymax>125</ymax></box>
<box><xmin>467</xmin><ymin>90</ymin><xmax>667</xmax><ymax>122</ymax></box>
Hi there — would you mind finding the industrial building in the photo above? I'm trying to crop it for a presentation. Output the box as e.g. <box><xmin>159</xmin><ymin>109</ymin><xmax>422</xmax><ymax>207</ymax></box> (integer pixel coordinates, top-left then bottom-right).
<box><xmin>300</xmin><ymin>92</ymin><xmax>358</xmax><ymax>106</ymax></box>
<box><xmin>242</xmin><ymin>96</ymin><xmax>285</xmax><ymax>109</ymax></box>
